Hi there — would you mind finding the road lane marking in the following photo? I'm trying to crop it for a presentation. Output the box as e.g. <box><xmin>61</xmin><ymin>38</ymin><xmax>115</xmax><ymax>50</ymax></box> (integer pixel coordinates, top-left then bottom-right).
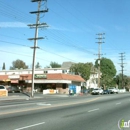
<box><xmin>116</xmin><ymin>102</ymin><xmax>121</xmax><ymax>105</ymax></box>
<box><xmin>0</xmin><ymin>102</ymin><xmax>47</xmax><ymax>108</ymax></box>
<box><xmin>0</xmin><ymin>97</ymin><xmax>100</xmax><ymax>115</ymax></box>
<box><xmin>14</xmin><ymin>122</ymin><xmax>45</xmax><ymax>130</ymax></box>
<box><xmin>37</xmin><ymin>103</ymin><xmax>51</xmax><ymax>106</ymax></box>
<box><xmin>88</xmin><ymin>108</ymin><xmax>99</xmax><ymax>112</ymax></box>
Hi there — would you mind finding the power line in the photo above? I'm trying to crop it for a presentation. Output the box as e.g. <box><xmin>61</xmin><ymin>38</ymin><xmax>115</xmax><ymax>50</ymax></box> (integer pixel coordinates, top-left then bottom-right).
<box><xmin>55</xmin><ymin>1</ymin><xmax>94</xmax><ymax>36</ymax></box>
<box><xmin>0</xmin><ymin>49</ymin><xmax>50</xmax><ymax>62</ymax></box>
<box><xmin>0</xmin><ymin>1</ymin><xmax>95</xmax><ymax>55</ymax></box>
<box><xmin>0</xmin><ymin>40</ymin><xmax>79</xmax><ymax>63</ymax></box>
<box><xmin>0</xmin><ymin>1</ymin><xmax>34</xmax><ymax>22</ymax></box>
<box><xmin>39</xmin><ymin>48</ymin><xmax>77</xmax><ymax>62</ymax></box>
<box><xmin>0</xmin><ymin>0</ymin><xmax>111</xmax><ymax>57</ymax></box>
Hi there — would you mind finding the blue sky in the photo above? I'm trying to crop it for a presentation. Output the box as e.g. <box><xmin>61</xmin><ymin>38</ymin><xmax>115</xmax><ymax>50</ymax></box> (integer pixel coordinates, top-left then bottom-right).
<box><xmin>0</xmin><ymin>0</ymin><xmax>130</xmax><ymax>75</ymax></box>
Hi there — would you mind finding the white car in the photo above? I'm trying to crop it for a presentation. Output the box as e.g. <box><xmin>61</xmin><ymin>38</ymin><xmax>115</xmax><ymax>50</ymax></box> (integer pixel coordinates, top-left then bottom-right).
<box><xmin>91</xmin><ymin>88</ymin><xmax>103</xmax><ymax>95</ymax></box>
<box><xmin>0</xmin><ymin>85</ymin><xmax>6</xmax><ymax>90</ymax></box>
<box><xmin>108</xmin><ymin>87</ymin><xmax>119</xmax><ymax>94</ymax></box>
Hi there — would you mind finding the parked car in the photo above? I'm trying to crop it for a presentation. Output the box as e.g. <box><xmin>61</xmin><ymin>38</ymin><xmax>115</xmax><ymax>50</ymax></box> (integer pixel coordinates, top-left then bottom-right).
<box><xmin>103</xmin><ymin>89</ymin><xmax>110</xmax><ymax>94</ymax></box>
<box><xmin>82</xmin><ymin>89</ymin><xmax>90</xmax><ymax>94</ymax></box>
<box><xmin>0</xmin><ymin>85</ymin><xmax>6</xmax><ymax>90</ymax></box>
<box><xmin>7</xmin><ymin>86</ymin><xmax>21</xmax><ymax>93</ymax></box>
<box><xmin>91</xmin><ymin>88</ymin><xmax>103</xmax><ymax>95</ymax></box>
<box><xmin>108</xmin><ymin>87</ymin><xmax>119</xmax><ymax>94</ymax></box>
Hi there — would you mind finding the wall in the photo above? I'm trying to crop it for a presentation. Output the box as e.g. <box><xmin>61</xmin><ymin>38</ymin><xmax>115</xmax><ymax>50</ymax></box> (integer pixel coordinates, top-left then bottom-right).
<box><xmin>0</xmin><ymin>68</ymin><xmax>70</xmax><ymax>75</ymax></box>
<box><xmin>56</xmin><ymin>84</ymin><xmax>69</xmax><ymax>94</ymax></box>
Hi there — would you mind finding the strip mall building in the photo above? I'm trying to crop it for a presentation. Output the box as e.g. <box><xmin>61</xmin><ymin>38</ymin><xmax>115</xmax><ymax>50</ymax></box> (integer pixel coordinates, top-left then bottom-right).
<box><xmin>0</xmin><ymin>68</ymin><xmax>85</xmax><ymax>94</ymax></box>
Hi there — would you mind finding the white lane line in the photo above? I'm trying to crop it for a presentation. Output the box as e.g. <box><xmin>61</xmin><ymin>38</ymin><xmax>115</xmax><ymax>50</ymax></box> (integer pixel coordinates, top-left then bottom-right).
<box><xmin>0</xmin><ymin>102</ymin><xmax>47</xmax><ymax>108</ymax></box>
<box><xmin>116</xmin><ymin>102</ymin><xmax>121</xmax><ymax>105</ymax></box>
<box><xmin>14</xmin><ymin>122</ymin><xmax>45</xmax><ymax>130</ymax></box>
<box><xmin>37</xmin><ymin>103</ymin><xmax>51</xmax><ymax>106</ymax></box>
<box><xmin>88</xmin><ymin>108</ymin><xmax>99</xmax><ymax>113</ymax></box>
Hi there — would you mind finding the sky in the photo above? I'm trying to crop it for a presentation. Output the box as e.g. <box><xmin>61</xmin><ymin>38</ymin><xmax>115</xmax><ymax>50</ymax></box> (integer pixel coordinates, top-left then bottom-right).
<box><xmin>0</xmin><ymin>0</ymin><xmax>130</xmax><ymax>76</ymax></box>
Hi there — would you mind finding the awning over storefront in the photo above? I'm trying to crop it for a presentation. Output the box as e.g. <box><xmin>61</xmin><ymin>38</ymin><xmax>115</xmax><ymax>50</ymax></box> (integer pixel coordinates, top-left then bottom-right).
<box><xmin>3</xmin><ymin>79</ymin><xmax>10</xmax><ymax>82</ymax></box>
<box><xmin>0</xmin><ymin>73</ymin><xmax>85</xmax><ymax>84</ymax></box>
<box><xmin>25</xmin><ymin>79</ymin><xmax>71</xmax><ymax>84</ymax></box>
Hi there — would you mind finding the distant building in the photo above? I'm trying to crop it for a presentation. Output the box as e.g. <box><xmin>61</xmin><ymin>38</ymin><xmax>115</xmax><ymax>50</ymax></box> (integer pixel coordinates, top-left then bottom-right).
<box><xmin>61</xmin><ymin>61</ymin><xmax>75</xmax><ymax>68</ymax></box>
<box><xmin>86</xmin><ymin>67</ymin><xmax>98</xmax><ymax>89</ymax></box>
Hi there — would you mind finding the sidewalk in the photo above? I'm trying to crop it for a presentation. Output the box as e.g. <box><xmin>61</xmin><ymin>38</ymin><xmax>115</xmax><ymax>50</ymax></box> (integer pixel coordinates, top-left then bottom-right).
<box><xmin>0</xmin><ymin>92</ymin><xmax>43</xmax><ymax>101</ymax></box>
<box><xmin>0</xmin><ymin>96</ymin><xmax>29</xmax><ymax>101</ymax></box>
<box><xmin>0</xmin><ymin>92</ymin><xmax>90</xmax><ymax>101</ymax></box>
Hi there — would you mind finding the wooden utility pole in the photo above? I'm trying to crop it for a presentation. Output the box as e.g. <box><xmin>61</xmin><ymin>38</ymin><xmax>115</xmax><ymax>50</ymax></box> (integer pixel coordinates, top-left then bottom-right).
<box><xmin>119</xmin><ymin>52</ymin><xmax>125</xmax><ymax>89</ymax></box>
<box><xmin>28</xmin><ymin>0</ymin><xmax>48</xmax><ymax>97</ymax></box>
<box><xmin>96</xmin><ymin>33</ymin><xmax>105</xmax><ymax>88</ymax></box>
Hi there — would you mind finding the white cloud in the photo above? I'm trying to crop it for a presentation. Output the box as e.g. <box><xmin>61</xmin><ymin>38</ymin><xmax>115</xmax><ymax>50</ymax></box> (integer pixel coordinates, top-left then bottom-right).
<box><xmin>48</xmin><ymin>24</ymin><xmax>82</xmax><ymax>32</ymax></box>
<box><xmin>0</xmin><ymin>22</ymin><xmax>28</xmax><ymax>28</ymax></box>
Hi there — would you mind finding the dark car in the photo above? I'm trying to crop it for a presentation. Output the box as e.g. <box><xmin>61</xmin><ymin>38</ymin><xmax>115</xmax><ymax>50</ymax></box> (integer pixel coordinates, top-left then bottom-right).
<box><xmin>7</xmin><ymin>86</ymin><xmax>21</xmax><ymax>93</ymax></box>
<box><xmin>103</xmin><ymin>89</ymin><xmax>110</xmax><ymax>94</ymax></box>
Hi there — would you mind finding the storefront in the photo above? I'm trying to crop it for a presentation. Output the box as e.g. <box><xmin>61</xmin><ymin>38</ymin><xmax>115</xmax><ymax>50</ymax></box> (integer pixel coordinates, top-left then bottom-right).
<box><xmin>0</xmin><ymin>73</ymin><xmax>85</xmax><ymax>94</ymax></box>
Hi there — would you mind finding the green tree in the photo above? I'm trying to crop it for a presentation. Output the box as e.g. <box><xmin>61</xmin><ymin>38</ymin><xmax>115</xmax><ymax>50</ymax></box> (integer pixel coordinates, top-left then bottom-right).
<box><xmin>2</xmin><ymin>62</ymin><xmax>5</xmax><ymax>70</ymax></box>
<box><xmin>50</xmin><ymin>62</ymin><xmax>61</xmax><ymax>68</ymax></box>
<box><xmin>70</xmin><ymin>62</ymin><xmax>93</xmax><ymax>80</ymax></box>
<box><xmin>114</xmin><ymin>74</ymin><xmax>130</xmax><ymax>89</ymax></box>
<box><xmin>35</xmin><ymin>62</ymin><xmax>41</xmax><ymax>69</ymax></box>
<box><xmin>10</xmin><ymin>59</ymin><xmax>28</xmax><ymax>70</ymax></box>
<box><xmin>95</xmin><ymin>57</ymin><xmax>117</xmax><ymax>87</ymax></box>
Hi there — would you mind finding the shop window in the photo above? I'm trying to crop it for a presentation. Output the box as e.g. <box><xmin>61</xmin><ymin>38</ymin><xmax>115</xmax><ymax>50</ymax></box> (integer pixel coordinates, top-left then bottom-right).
<box><xmin>62</xmin><ymin>70</ymin><xmax>67</xmax><ymax>73</ymax></box>
<box><xmin>44</xmin><ymin>71</ymin><xmax>48</xmax><ymax>73</ymax></box>
<box><xmin>62</xmin><ymin>84</ymin><xmax>66</xmax><ymax>89</ymax></box>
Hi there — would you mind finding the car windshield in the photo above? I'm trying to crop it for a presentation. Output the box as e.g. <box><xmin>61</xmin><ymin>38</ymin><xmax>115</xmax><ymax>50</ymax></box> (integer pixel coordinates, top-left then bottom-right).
<box><xmin>93</xmin><ymin>89</ymin><xmax>99</xmax><ymax>90</ymax></box>
<box><xmin>109</xmin><ymin>87</ymin><xmax>114</xmax><ymax>89</ymax></box>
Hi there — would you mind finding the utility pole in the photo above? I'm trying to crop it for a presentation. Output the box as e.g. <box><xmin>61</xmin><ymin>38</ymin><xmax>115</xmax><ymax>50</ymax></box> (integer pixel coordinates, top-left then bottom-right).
<box><xmin>28</xmin><ymin>0</ymin><xmax>48</xmax><ymax>98</ymax></box>
<box><xmin>96</xmin><ymin>33</ymin><xmax>105</xmax><ymax>88</ymax></box>
<box><xmin>119</xmin><ymin>52</ymin><xmax>125</xmax><ymax>89</ymax></box>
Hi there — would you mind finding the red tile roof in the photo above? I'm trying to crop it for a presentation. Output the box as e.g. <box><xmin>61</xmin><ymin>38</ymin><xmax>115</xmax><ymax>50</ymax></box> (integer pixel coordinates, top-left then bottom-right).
<box><xmin>47</xmin><ymin>73</ymin><xmax>85</xmax><ymax>82</ymax></box>
<box><xmin>0</xmin><ymin>73</ymin><xmax>85</xmax><ymax>82</ymax></box>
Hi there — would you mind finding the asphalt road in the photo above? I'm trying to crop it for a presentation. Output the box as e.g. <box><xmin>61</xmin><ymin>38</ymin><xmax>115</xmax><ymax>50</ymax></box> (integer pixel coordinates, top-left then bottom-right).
<box><xmin>0</xmin><ymin>93</ymin><xmax>130</xmax><ymax>130</ymax></box>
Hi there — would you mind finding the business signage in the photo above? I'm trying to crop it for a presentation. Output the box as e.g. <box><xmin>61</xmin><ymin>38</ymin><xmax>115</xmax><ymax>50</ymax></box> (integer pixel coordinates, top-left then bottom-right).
<box><xmin>49</xmin><ymin>89</ymin><xmax>54</xmax><ymax>94</ymax></box>
<box><xmin>11</xmin><ymin>80</ymin><xmax>19</xmax><ymax>83</ymax></box>
<box><xmin>34</xmin><ymin>74</ymin><xmax>47</xmax><ymax>79</ymax></box>
<box><xmin>8</xmin><ymin>75</ymin><xmax>20</xmax><ymax>79</ymax></box>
